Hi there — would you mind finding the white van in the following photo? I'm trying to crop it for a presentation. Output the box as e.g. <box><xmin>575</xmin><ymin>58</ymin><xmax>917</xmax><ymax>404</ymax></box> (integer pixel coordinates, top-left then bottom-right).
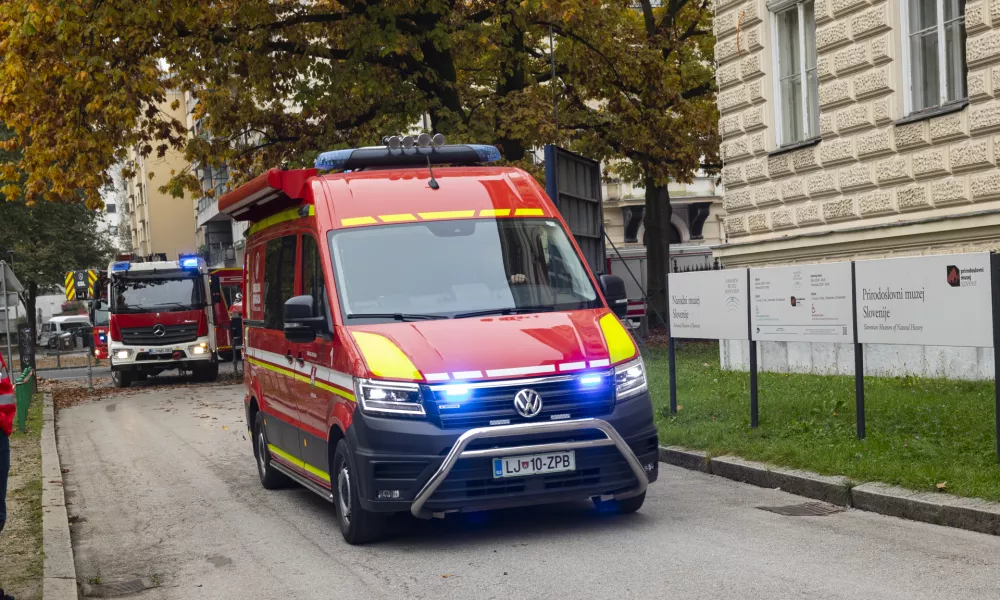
<box><xmin>38</xmin><ymin>315</ymin><xmax>91</xmax><ymax>349</ymax></box>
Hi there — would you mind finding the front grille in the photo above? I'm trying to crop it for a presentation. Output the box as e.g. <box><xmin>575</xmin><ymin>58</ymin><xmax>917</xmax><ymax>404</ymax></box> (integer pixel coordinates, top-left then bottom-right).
<box><xmin>425</xmin><ymin>445</ymin><xmax>638</xmax><ymax>508</ymax></box>
<box><xmin>427</xmin><ymin>373</ymin><xmax>615</xmax><ymax>429</ymax></box>
<box><xmin>122</xmin><ymin>324</ymin><xmax>198</xmax><ymax>345</ymax></box>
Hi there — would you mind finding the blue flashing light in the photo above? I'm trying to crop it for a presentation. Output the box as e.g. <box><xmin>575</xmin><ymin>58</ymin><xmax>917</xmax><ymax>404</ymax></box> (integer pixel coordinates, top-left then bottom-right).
<box><xmin>443</xmin><ymin>385</ymin><xmax>470</xmax><ymax>397</ymax></box>
<box><xmin>580</xmin><ymin>374</ymin><xmax>605</xmax><ymax>387</ymax></box>
<box><xmin>315</xmin><ymin>148</ymin><xmax>355</xmax><ymax>170</ymax></box>
<box><xmin>180</xmin><ymin>257</ymin><xmax>201</xmax><ymax>268</ymax></box>
<box><xmin>99</xmin><ymin>334</ymin><xmax>107</xmax><ymax>343</ymax></box>
<box><xmin>111</xmin><ymin>261</ymin><xmax>130</xmax><ymax>272</ymax></box>
<box><xmin>468</xmin><ymin>144</ymin><xmax>502</xmax><ymax>163</ymax></box>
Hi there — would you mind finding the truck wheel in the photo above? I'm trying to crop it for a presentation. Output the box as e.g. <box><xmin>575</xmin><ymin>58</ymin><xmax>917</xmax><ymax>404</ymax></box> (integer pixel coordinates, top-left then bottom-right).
<box><xmin>333</xmin><ymin>439</ymin><xmax>385</xmax><ymax>545</ymax></box>
<box><xmin>592</xmin><ymin>491</ymin><xmax>646</xmax><ymax>515</ymax></box>
<box><xmin>253</xmin><ymin>412</ymin><xmax>289</xmax><ymax>490</ymax></box>
<box><xmin>111</xmin><ymin>369</ymin><xmax>132</xmax><ymax>389</ymax></box>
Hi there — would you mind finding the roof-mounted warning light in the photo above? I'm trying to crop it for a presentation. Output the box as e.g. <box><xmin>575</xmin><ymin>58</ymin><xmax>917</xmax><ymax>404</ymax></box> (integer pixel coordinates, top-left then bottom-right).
<box><xmin>112</xmin><ymin>261</ymin><xmax>130</xmax><ymax>272</ymax></box>
<box><xmin>315</xmin><ymin>139</ymin><xmax>501</xmax><ymax>171</ymax></box>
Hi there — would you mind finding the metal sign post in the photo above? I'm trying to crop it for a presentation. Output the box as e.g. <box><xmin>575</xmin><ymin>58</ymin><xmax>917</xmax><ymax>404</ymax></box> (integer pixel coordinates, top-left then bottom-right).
<box><xmin>747</xmin><ymin>276</ymin><xmax>759</xmax><ymax>428</ymax></box>
<box><xmin>87</xmin><ymin>343</ymin><xmax>93</xmax><ymax>390</ymax></box>
<box><xmin>1</xmin><ymin>268</ymin><xmax>9</xmax><ymax>367</ymax></box>
<box><xmin>991</xmin><ymin>252</ymin><xmax>1000</xmax><ymax>463</ymax></box>
<box><xmin>851</xmin><ymin>262</ymin><xmax>866</xmax><ymax>440</ymax></box>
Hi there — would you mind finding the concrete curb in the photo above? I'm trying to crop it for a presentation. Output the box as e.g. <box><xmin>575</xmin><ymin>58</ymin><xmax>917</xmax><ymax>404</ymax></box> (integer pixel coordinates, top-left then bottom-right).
<box><xmin>41</xmin><ymin>393</ymin><xmax>79</xmax><ymax>599</ymax></box>
<box><xmin>658</xmin><ymin>445</ymin><xmax>1000</xmax><ymax>535</ymax></box>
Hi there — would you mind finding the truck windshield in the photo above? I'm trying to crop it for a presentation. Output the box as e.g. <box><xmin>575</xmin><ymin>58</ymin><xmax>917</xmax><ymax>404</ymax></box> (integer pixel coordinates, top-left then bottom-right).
<box><xmin>329</xmin><ymin>218</ymin><xmax>600</xmax><ymax>322</ymax></box>
<box><xmin>93</xmin><ymin>309</ymin><xmax>110</xmax><ymax>326</ymax></box>
<box><xmin>111</xmin><ymin>276</ymin><xmax>205</xmax><ymax>313</ymax></box>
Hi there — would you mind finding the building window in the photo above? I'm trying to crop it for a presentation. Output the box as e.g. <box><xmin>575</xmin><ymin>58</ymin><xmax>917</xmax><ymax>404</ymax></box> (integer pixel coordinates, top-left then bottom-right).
<box><xmin>110</xmin><ymin>225</ymin><xmax>118</xmax><ymax>236</ymax></box>
<box><xmin>903</xmin><ymin>0</ymin><xmax>967</xmax><ymax>114</ymax></box>
<box><xmin>106</xmin><ymin>203</ymin><xmax>116</xmax><ymax>214</ymax></box>
<box><xmin>771</xmin><ymin>0</ymin><xmax>819</xmax><ymax>146</ymax></box>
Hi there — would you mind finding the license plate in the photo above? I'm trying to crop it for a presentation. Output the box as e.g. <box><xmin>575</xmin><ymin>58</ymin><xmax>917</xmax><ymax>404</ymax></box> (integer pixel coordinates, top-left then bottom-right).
<box><xmin>148</xmin><ymin>349</ymin><xmax>173</xmax><ymax>357</ymax></box>
<box><xmin>493</xmin><ymin>450</ymin><xmax>576</xmax><ymax>478</ymax></box>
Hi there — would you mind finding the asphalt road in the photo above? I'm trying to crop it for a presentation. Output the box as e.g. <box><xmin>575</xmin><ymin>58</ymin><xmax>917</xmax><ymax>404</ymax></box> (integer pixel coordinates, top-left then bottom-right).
<box><xmin>58</xmin><ymin>384</ymin><xmax>1000</xmax><ymax>600</ymax></box>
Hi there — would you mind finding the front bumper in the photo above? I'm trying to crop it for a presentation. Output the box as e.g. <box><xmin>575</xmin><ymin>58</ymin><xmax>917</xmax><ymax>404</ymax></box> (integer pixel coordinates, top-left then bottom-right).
<box><xmin>348</xmin><ymin>391</ymin><xmax>658</xmax><ymax>518</ymax></box>
<box><xmin>109</xmin><ymin>338</ymin><xmax>214</xmax><ymax>369</ymax></box>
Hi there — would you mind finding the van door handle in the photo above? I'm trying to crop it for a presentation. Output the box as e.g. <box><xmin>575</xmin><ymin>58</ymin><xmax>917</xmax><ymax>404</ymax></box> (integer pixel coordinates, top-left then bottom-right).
<box><xmin>296</xmin><ymin>353</ymin><xmax>305</xmax><ymax>367</ymax></box>
<box><xmin>285</xmin><ymin>351</ymin><xmax>294</xmax><ymax>365</ymax></box>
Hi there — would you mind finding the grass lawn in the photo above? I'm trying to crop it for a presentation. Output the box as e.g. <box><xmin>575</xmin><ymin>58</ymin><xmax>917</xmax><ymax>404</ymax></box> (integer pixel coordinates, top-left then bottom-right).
<box><xmin>0</xmin><ymin>393</ymin><xmax>44</xmax><ymax>600</ymax></box>
<box><xmin>649</xmin><ymin>341</ymin><xmax>1000</xmax><ymax>502</ymax></box>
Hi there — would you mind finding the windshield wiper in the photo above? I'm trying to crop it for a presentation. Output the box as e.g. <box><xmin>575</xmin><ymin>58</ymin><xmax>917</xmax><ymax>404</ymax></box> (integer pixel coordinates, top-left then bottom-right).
<box><xmin>149</xmin><ymin>302</ymin><xmax>195</xmax><ymax>311</ymax></box>
<box><xmin>347</xmin><ymin>312</ymin><xmax>449</xmax><ymax>322</ymax></box>
<box><xmin>454</xmin><ymin>306</ymin><xmax>556</xmax><ymax>319</ymax></box>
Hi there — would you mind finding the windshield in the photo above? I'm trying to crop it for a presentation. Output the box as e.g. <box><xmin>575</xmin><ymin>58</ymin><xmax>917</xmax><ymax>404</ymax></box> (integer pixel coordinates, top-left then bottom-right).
<box><xmin>329</xmin><ymin>218</ymin><xmax>600</xmax><ymax>322</ymax></box>
<box><xmin>93</xmin><ymin>309</ymin><xmax>110</xmax><ymax>326</ymax></box>
<box><xmin>111</xmin><ymin>276</ymin><xmax>205</xmax><ymax>313</ymax></box>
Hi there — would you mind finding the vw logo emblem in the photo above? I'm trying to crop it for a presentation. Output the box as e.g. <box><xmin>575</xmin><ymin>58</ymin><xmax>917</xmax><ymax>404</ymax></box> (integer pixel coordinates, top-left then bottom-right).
<box><xmin>513</xmin><ymin>389</ymin><xmax>543</xmax><ymax>418</ymax></box>
<box><xmin>152</xmin><ymin>324</ymin><xmax>166</xmax><ymax>337</ymax></box>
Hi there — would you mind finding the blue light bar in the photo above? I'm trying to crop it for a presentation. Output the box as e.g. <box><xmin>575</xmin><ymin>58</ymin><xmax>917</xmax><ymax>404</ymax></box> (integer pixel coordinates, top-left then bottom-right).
<box><xmin>112</xmin><ymin>261</ymin><xmax>130</xmax><ymax>272</ymax></box>
<box><xmin>580</xmin><ymin>375</ymin><xmax>605</xmax><ymax>387</ymax></box>
<box><xmin>444</xmin><ymin>385</ymin><xmax>470</xmax><ymax>397</ymax></box>
<box><xmin>315</xmin><ymin>144</ymin><xmax>501</xmax><ymax>171</ymax></box>
<box><xmin>180</xmin><ymin>257</ymin><xmax>201</xmax><ymax>268</ymax></box>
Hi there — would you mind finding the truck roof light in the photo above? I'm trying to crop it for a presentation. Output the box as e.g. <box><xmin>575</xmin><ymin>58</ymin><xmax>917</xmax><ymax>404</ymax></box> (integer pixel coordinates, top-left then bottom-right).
<box><xmin>315</xmin><ymin>144</ymin><xmax>501</xmax><ymax>171</ymax></box>
<box><xmin>112</xmin><ymin>261</ymin><xmax>130</xmax><ymax>272</ymax></box>
<box><xmin>180</xmin><ymin>258</ymin><xmax>201</xmax><ymax>268</ymax></box>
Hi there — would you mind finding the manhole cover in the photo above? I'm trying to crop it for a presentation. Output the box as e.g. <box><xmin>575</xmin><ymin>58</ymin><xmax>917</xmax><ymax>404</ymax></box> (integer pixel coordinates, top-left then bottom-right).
<box><xmin>85</xmin><ymin>578</ymin><xmax>153</xmax><ymax>597</ymax></box>
<box><xmin>758</xmin><ymin>502</ymin><xmax>844</xmax><ymax>517</ymax></box>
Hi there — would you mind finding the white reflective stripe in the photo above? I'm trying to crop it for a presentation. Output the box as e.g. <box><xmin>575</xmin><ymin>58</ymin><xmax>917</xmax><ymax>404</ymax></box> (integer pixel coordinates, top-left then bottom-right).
<box><xmin>247</xmin><ymin>346</ymin><xmax>354</xmax><ymax>390</ymax></box>
<box><xmin>452</xmin><ymin>370</ymin><xmax>483</xmax><ymax>379</ymax></box>
<box><xmin>424</xmin><ymin>372</ymin><xmax>450</xmax><ymax>382</ymax></box>
<box><xmin>589</xmin><ymin>359</ymin><xmax>611</xmax><ymax>368</ymax></box>
<box><xmin>0</xmin><ymin>393</ymin><xmax>14</xmax><ymax>406</ymax></box>
<box><xmin>558</xmin><ymin>361</ymin><xmax>586</xmax><ymax>372</ymax></box>
<box><xmin>485</xmin><ymin>365</ymin><xmax>556</xmax><ymax>378</ymax></box>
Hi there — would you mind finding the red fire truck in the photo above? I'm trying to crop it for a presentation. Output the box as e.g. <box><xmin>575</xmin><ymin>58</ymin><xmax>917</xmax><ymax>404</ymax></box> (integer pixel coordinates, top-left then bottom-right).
<box><xmin>210</xmin><ymin>267</ymin><xmax>244</xmax><ymax>360</ymax></box>
<box><xmin>107</xmin><ymin>255</ymin><xmax>219</xmax><ymax>387</ymax></box>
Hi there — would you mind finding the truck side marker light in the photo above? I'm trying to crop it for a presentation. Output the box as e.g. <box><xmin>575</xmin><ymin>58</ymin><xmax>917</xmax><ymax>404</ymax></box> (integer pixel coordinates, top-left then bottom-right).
<box><xmin>351</xmin><ymin>331</ymin><xmax>422</xmax><ymax>380</ymax></box>
<box><xmin>378</xmin><ymin>213</ymin><xmax>417</xmax><ymax>223</ymax></box>
<box><xmin>341</xmin><ymin>216</ymin><xmax>378</xmax><ymax>227</ymax></box>
<box><xmin>598</xmin><ymin>313</ymin><xmax>637</xmax><ymax>364</ymax></box>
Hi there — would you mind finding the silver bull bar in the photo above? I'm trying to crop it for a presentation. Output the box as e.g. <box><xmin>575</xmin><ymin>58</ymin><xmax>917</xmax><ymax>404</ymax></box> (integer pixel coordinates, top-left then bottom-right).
<box><xmin>410</xmin><ymin>418</ymin><xmax>649</xmax><ymax>518</ymax></box>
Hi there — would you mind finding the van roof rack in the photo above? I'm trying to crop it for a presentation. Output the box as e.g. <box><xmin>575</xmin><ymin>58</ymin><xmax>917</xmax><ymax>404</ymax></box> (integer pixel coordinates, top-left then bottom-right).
<box><xmin>315</xmin><ymin>144</ymin><xmax>501</xmax><ymax>171</ymax></box>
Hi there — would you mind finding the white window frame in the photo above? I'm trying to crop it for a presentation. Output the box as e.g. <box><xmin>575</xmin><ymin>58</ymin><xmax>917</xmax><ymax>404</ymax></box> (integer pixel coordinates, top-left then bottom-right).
<box><xmin>770</xmin><ymin>0</ymin><xmax>819</xmax><ymax>147</ymax></box>
<box><xmin>900</xmin><ymin>0</ymin><xmax>967</xmax><ymax>115</ymax></box>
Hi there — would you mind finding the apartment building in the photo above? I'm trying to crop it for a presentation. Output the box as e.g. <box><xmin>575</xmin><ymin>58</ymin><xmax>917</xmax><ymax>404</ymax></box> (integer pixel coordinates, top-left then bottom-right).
<box><xmin>714</xmin><ymin>0</ymin><xmax>1000</xmax><ymax>267</ymax></box>
<box><xmin>125</xmin><ymin>91</ymin><xmax>197</xmax><ymax>258</ymax></box>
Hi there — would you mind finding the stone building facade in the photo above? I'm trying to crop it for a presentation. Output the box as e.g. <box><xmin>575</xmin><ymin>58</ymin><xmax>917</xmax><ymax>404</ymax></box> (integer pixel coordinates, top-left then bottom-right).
<box><xmin>714</xmin><ymin>0</ymin><xmax>1000</xmax><ymax>267</ymax></box>
<box><xmin>712</xmin><ymin>0</ymin><xmax>1000</xmax><ymax>378</ymax></box>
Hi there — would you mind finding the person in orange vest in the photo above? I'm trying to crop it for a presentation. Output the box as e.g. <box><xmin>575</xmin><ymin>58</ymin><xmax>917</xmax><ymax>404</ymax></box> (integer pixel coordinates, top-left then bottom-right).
<box><xmin>0</xmin><ymin>353</ymin><xmax>14</xmax><ymax>599</ymax></box>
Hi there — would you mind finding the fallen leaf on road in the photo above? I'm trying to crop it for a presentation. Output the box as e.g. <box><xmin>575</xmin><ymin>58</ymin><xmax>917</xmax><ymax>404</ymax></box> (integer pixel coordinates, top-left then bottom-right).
<box><xmin>936</xmin><ymin>482</ymin><xmax>947</xmax><ymax>490</ymax></box>
<box><xmin>441</xmin><ymin>574</ymin><xmax>454</xmax><ymax>579</ymax></box>
<box><xmin>222</xmin><ymin>425</ymin><xmax>229</xmax><ymax>431</ymax></box>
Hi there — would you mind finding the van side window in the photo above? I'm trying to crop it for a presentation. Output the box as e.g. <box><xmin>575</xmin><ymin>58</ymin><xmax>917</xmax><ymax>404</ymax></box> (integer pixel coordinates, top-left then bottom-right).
<box><xmin>263</xmin><ymin>235</ymin><xmax>298</xmax><ymax>330</ymax></box>
<box><xmin>301</xmin><ymin>235</ymin><xmax>324</xmax><ymax>316</ymax></box>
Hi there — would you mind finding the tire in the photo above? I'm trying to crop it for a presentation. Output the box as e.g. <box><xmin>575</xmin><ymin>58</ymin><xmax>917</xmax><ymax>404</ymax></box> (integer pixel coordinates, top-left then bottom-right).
<box><xmin>111</xmin><ymin>368</ymin><xmax>132</xmax><ymax>389</ymax></box>
<box><xmin>193</xmin><ymin>362</ymin><xmax>219</xmax><ymax>383</ymax></box>
<box><xmin>134</xmin><ymin>371</ymin><xmax>148</xmax><ymax>381</ymax></box>
<box><xmin>592</xmin><ymin>491</ymin><xmax>646</xmax><ymax>515</ymax></box>
<box><xmin>253</xmin><ymin>412</ymin><xmax>289</xmax><ymax>490</ymax></box>
<box><xmin>333</xmin><ymin>439</ymin><xmax>385</xmax><ymax>545</ymax></box>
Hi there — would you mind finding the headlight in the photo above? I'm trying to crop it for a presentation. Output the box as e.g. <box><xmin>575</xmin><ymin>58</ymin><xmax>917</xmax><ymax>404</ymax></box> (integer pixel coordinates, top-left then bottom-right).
<box><xmin>115</xmin><ymin>349</ymin><xmax>132</xmax><ymax>359</ymax></box>
<box><xmin>614</xmin><ymin>358</ymin><xmax>647</xmax><ymax>400</ymax></box>
<box><xmin>188</xmin><ymin>342</ymin><xmax>209</xmax><ymax>355</ymax></box>
<box><xmin>355</xmin><ymin>379</ymin><xmax>425</xmax><ymax>416</ymax></box>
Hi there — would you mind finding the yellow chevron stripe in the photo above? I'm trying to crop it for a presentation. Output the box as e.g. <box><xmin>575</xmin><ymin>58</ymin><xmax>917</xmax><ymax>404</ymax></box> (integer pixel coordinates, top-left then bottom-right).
<box><xmin>268</xmin><ymin>444</ymin><xmax>331</xmax><ymax>483</ymax></box>
<box><xmin>248</xmin><ymin>205</ymin><xmax>316</xmax><ymax>236</ymax></box>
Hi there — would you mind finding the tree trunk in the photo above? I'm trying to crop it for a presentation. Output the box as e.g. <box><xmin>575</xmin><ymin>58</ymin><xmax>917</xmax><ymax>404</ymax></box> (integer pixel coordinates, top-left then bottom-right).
<box><xmin>643</xmin><ymin>174</ymin><xmax>672</xmax><ymax>330</ymax></box>
<box><xmin>494</xmin><ymin>4</ymin><xmax>527</xmax><ymax>161</ymax></box>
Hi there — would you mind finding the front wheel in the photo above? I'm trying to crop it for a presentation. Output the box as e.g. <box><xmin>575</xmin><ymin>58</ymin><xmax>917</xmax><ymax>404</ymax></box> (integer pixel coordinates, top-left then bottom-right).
<box><xmin>111</xmin><ymin>368</ymin><xmax>132</xmax><ymax>389</ymax></box>
<box><xmin>193</xmin><ymin>362</ymin><xmax>219</xmax><ymax>383</ymax></box>
<box><xmin>253</xmin><ymin>412</ymin><xmax>289</xmax><ymax>490</ymax></box>
<box><xmin>333</xmin><ymin>440</ymin><xmax>385</xmax><ymax>545</ymax></box>
<box><xmin>592</xmin><ymin>491</ymin><xmax>646</xmax><ymax>515</ymax></box>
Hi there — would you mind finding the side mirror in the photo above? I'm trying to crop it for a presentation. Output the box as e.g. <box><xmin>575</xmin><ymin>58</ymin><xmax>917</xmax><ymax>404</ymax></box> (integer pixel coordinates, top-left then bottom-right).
<box><xmin>283</xmin><ymin>295</ymin><xmax>325</xmax><ymax>343</ymax></box>
<box><xmin>598</xmin><ymin>274</ymin><xmax>629</xmax><ymax>319</ymax></box>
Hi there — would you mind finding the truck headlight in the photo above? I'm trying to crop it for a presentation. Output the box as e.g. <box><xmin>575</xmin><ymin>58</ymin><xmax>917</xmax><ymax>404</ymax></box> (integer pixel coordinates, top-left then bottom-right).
<box><xmin>614</xmin><ymin>358</ymin><xmax>647</xmax><ymax>400</ymax></box>
<box><xmin>115</xmin><ymin>349</ymin><xmax>132</xmax><ymax>359</ymax></box>
<box><xmin>188</xmin><ymin>342</ymin><xmax>209</xmax><ymax>355</ymax></box>
<box><xmin>355</xmin><ymin>380</ymin><xmax>425</xmax><ymax>416</ymax></box>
